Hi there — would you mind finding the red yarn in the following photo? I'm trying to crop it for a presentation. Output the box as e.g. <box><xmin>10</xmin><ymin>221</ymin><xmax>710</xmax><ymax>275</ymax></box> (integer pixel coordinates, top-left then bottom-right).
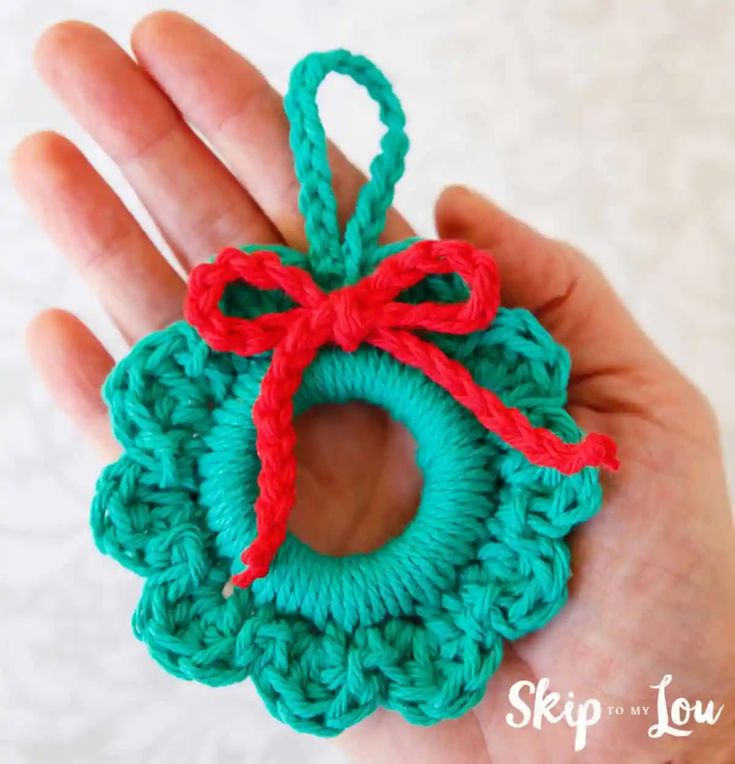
<box><xmin>185</xmin><ymin>240</ymin><xmax>619</xmax><ymax>588</ymax></box>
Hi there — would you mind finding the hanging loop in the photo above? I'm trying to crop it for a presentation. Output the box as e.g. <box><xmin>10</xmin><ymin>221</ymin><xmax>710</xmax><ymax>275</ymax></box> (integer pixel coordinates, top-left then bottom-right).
<box><xmin>285</xmin><ymin>50</ymin><xmax>409</xmax><ymax>286</ymax></box>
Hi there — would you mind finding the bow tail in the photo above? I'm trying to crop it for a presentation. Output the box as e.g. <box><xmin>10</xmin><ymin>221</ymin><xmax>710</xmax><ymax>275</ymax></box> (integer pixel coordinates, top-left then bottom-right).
<box><xmin>230</xmin><ymin>339</ymin><xmax>320</xmax><ymax>588</ymax></box>
<box><xmin>371</xmin><ymin>329</ymin><xmax>619</xmax><ymax>475</ymax></box>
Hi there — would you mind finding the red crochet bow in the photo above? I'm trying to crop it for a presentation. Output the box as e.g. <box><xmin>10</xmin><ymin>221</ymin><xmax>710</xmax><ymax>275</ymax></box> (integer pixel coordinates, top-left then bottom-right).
<box><xmin>185</xmin><ymin>239</ymin><xmax>619</xmax><ymax>588</ymax></box>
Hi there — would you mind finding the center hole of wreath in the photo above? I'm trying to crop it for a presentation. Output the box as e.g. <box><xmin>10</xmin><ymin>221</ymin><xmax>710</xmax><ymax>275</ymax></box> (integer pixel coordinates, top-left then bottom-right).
<box><xmin>289</xmin><ymin>402</ymin><xmax>423</xmax><ymax>555</ymax></box>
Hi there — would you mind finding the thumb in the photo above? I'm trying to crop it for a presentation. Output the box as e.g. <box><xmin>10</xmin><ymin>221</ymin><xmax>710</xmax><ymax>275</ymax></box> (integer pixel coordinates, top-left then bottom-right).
<box><xmin>434</xmin><ymin>185</ymin><xmax>665</xmax><ymax>384</ymax></box>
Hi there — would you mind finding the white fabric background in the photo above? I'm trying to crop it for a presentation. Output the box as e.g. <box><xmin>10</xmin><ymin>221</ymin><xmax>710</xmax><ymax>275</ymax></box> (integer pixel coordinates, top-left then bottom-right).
<box><xmin>1</xmin><ymin>1</ymin><xmax>733</xmax><ymax>762</ymax></box>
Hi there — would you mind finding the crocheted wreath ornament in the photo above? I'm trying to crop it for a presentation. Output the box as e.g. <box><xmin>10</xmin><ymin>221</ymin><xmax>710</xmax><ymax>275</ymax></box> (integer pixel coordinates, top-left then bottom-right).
<box><xmin>91</xmin><ymin>50</ymin><xmax>618</xmax><ymax>736</ymax></box>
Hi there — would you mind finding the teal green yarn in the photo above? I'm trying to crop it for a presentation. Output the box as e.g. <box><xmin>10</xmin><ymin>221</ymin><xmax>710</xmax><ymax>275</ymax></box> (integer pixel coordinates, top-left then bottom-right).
<box><xmin>92</xmin><ymin>238</ymin><xmax>602</xmax><ymax>734</ymax></box>
<box><xmin>91</xmin><ymin>50</ymin><xmax>605</xmax><ymax>736</ymax></box>
<box><xmin>201</xmin><ymin>343</ymin><xmax>495</xmax><ymax>632</ymax></box>
<box><xmin>285</xmin><ymin>50</ymin><xmax>409</xmax><ymax>286</ymax></box>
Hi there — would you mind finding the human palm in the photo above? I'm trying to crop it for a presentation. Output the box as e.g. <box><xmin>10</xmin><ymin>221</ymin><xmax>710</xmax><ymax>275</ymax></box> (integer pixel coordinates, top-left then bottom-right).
<box><xmin>13</xmin><ymin>12</ymin><xmax>735</xmax><ymax>763</ymax></box>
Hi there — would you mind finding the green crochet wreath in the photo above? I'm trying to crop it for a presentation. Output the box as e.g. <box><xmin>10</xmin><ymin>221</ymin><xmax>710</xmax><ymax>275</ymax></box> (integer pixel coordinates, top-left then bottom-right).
<box><xmin>91</xmin><ymin>50</ymin><xmax>612</xmax><ymax>736</ymax></box>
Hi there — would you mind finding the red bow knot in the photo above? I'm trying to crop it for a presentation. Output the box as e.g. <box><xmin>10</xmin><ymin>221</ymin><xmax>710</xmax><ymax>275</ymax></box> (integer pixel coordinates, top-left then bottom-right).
<box><xmin>325</xmin><ymin>288</ymin><xmax>376</xmax><ymax>351</ymax></box>
<box><xmin>185</xmin><ymin>240</ymin><xmax>619</xmax><ymax>588</ymax></box>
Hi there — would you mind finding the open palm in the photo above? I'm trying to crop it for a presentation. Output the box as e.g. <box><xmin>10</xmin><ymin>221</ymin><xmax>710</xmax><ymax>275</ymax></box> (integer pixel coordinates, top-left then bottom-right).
<box><xmin>13</xmin><ymin>12</ymin><xmax>735</xmax><ymax>763</ymax></box>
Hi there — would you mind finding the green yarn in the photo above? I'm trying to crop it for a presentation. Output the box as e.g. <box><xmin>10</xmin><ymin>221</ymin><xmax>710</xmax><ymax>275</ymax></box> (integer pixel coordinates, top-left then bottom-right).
<box><xmin>285</xmin><ymin>50</ymin><xmax>409</xmax><ymax>286</ymax></box>
<box><xmin>91</xmin><ymin>50</ymin><xmax>604</xmax><ymax>736</ymax></box>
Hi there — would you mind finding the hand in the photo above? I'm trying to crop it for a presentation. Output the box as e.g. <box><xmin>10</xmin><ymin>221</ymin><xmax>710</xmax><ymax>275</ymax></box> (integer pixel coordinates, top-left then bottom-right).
<box><xmin>13</xmin><ymin>12</ymin><xmax>735</xmax><ymax>763</ymax></box>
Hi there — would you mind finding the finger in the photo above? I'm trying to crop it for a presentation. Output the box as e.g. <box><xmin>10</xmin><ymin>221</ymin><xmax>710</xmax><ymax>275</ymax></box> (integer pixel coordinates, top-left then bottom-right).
<box><xmin>26</xmin><ymin>309</ymin><xmax>119</xmax><ymax>459</ymax></box>
<box><xmin>34</xmin><ymin>21</ymin><xmax>281</xmax><ymax>270</ymax></box>
<box><xmin>131</xmin><ymin>11</ymin><xmax>414</xmax><ymax>250</ymax></box>
<box><xmin>12</xmin><ymin>132</ymin><xmax>184</xmax><ymax>342</ymax></box>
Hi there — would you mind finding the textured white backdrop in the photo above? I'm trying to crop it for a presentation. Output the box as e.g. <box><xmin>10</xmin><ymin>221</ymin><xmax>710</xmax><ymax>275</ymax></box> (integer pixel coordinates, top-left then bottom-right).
<box><xmin>1</xmin><ymin>1</ymin><xmax>733</xmax><ymax>762</ymax></box>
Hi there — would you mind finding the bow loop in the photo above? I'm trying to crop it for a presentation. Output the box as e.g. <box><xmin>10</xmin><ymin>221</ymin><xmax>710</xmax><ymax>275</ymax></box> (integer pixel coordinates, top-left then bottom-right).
<box><xmin>185</xmin><ymin>248</ymin><xmax>327</xmax><ymax>356</ymax></box>
<box><xmin>365</xmin><ymin>239</ymin><xmax>501</xmax><ymax>335</ymax></box>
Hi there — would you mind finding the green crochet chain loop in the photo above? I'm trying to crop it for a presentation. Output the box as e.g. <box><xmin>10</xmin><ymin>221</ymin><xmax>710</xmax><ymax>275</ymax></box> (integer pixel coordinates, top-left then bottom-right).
<box><xmin>286</xmin><ymin>50</ymin><xmax>409</xmax><ymax>285</ymax></box>
<box><xmin>91</xmin><ymin>49</ymin><xmax>605</xmax><ymax>736</ymax></box>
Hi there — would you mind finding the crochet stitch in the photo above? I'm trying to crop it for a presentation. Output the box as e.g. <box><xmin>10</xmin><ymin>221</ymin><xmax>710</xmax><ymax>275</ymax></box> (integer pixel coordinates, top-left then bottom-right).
<box><xmin>92</xmin><ymin>49</ymin><xmax>619</xmax><ymax>736</ymax></box>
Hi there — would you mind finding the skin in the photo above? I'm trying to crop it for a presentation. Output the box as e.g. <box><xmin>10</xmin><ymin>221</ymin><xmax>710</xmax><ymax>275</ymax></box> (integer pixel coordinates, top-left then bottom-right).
<box><xmin>11</xmin><ymin>12</ymin><xmax>735</xmax><ymax>763</ymax></box>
